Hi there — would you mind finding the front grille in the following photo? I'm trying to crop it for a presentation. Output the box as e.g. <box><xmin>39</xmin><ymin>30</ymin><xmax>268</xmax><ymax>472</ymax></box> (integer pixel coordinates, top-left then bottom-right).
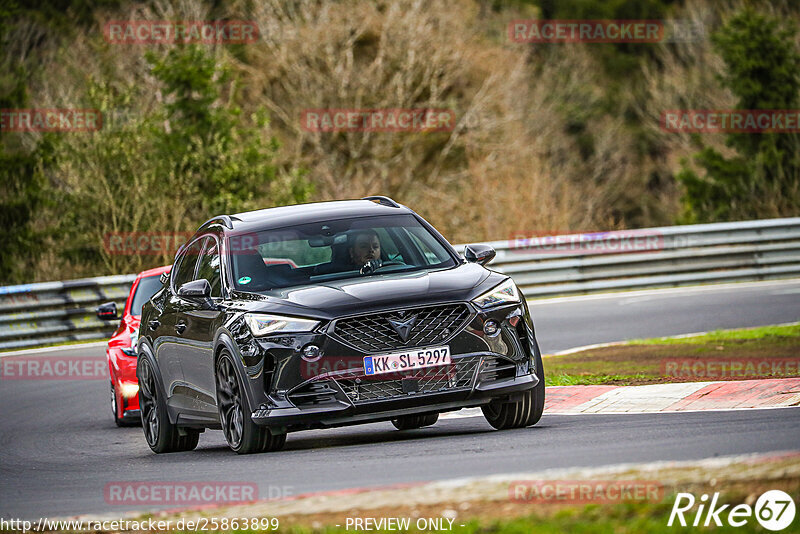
<box><xmin>337</xmin><ymin>355</ymin><xmax>481</xmax><ymax>403</ymax></box>
<box><xmin>332</xmin><ymin>303</ymin><xmax>471</xmax><ymax>353</ymax></box>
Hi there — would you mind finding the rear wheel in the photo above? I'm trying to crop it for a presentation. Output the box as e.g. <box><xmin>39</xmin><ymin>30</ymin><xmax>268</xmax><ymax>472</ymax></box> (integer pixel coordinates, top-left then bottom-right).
<box><xmin>216</xmin><ymin>351</ymin><xmax>286</xmax><ymax>454</ymax></box>
<box><xmin>391</xmin><ymin>413</ymin><xmax>439</xmax><ymax>430</ymax></box>
<box><xmin>482</xmin><ymin>349</ymin><xmax>545</xmax><ymax>430</ymax></box>
<box><xmin>138</xmin><ymin>357</ymin><xmax>199</xmax><ymax>453</ymax></box>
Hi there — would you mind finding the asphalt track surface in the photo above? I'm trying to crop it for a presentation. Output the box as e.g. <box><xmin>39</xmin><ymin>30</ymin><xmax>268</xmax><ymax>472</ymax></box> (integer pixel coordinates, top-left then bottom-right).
<box><xmin>1</xmin><ymin>279</ymin><xmax>799</xmax><ymax>519</ymax></box>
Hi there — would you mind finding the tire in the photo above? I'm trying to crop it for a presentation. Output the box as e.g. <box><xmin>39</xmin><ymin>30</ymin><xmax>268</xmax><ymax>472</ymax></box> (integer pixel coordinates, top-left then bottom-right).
<box><xmin>216</xmin><ymin>351</ymin><xmax>286</xmax><ymax>454</ymax></box>
<box><xmin>110</xmin><ymin>380</ymin><xmax>138</xmax><ymax>427</ymax></box>
<box><xmin>137</xmin><ymin>356</ymin><xmax>200</xmax><ymax>453</ymax></box>
<box><xmin>391</xmin><ymin>413</ymin><xmax>439</xmax><ymax>430</ymax></box>
<box><xmin>482</xmin><ymin>347</ymin><xmax>545</xmax><ymax>430</ymax></box>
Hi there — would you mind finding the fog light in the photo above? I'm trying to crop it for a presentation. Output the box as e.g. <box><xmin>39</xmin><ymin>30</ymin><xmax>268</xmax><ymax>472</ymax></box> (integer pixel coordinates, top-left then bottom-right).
<box><xmin>301</xmin><ymin>344</ymin><xmax>322</xmax><ymax>362</ymax></box>
<box><xmin>483</xmin><ymin>320</ymin><xmax>500</xmax><ymax>337</ymax></box>
<box><xmin>120</xmin><ymin>383</ymin><xmax>139</xmax><ymax>399</ymax></box>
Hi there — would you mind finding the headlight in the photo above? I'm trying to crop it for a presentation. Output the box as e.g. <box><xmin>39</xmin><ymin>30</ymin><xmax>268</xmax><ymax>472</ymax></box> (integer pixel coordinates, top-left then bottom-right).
<box><xmin>244</xmin><ymin>313</ymin><xmax>320</xmax><ymax>336</ymax></box>
<box><xmin>472</xmin><ymin>279</ymin><xmax>521</xmax><ymax>309</ymax></box>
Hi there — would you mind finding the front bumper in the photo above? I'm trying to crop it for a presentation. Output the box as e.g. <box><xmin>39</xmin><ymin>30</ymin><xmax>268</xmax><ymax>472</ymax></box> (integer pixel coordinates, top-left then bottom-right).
<box><xmin>237</xmin><ymin>300</ymin><xmax>541</xmax><ymax>430</ymax></box>
<box><xmin>122</xmin><ymin>408</ymin><xmax>141</xmax><ymax>420</ymax></box>
<box><xmin>251</xmin><ymin>355</ymin><xmax>538</xmax><ymax>430</ymax></box>
<box><xmin>109</xmin><ymin>348</ymin><xmax>141</xmax><ymax>417</ymax></box>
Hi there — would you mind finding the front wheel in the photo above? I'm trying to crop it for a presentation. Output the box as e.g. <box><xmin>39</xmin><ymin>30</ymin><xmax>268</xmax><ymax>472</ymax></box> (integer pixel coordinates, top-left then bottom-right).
<box><xmin>216</xmin><ymin>351</ymin><xmax>286</xmax><ymax>454</ymax></box>
<box><xmin>137</xmin><ymin>356</ymin><xmax>199</xmax><ymax>453</ymax></box>
<box><xmin>482</xmin><ymin>350</ymin><xmax>545</xmax><ymax>430</ymax></box>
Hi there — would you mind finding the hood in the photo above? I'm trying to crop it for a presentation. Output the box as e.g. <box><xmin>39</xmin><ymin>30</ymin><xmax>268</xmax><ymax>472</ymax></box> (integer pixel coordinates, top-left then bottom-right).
<box><xmin>231</xmin><ymin>263</ymin><xmax>503</xmax><ymax>319</ymax></box>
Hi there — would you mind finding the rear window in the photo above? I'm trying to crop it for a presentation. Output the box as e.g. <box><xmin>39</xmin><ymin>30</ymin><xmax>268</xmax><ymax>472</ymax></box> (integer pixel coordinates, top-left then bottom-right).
<box><xmin>227</xmin><ymin>214</ymin><xmax>455</xmax><ymax>292</ymax></box>
<box><xmin>130</xmin><ymin>275</ymin><xmax>164</xmax><ymax>316</ymax></box>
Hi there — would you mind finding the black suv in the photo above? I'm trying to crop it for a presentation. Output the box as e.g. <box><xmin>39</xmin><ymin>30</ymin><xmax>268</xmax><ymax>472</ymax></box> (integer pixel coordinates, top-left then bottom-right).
<box><xmin>137</xmin><ymin>197</ymin><xmax>545</xmax><ymax>454</ymax></box>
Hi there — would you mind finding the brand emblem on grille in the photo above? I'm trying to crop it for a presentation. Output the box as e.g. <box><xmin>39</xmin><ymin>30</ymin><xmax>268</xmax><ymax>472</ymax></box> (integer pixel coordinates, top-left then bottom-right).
<box><xmin>387</xmin><ymin>314</ymin><xmax>418</xmax><ymax>343</ymax></box>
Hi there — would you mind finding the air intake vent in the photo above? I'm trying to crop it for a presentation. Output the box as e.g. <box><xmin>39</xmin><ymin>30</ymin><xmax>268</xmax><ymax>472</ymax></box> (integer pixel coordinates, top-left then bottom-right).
<box><xmin>336</xmin><ymin>355</ymin><xmax>481</xmax><ymax>403</ymax></box>
<box><xmin>479</xmin><ymin>356</ymin><xmax>516</xmax><ymax>382</ymax></box>
<box><xmin>288</xmin><ymin>381</ymin><xmax>338</xmax><ymax>407</ymax></box>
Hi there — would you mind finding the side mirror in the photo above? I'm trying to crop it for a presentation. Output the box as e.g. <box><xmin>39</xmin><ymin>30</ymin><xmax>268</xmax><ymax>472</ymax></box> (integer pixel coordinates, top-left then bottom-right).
<box><xmin>464</xmin><ymin>244</ymin><xmax>496</xmax><ymax>266</ymax></box>
<box><xmin>96</xmin><ymin>302</ymin><xmax>119</xmax><ymax>321</ymax></box>
<box><xmin>177</xmin><ymin>279</ymin><xmax>212</xmax><ymax>299</ymax></box>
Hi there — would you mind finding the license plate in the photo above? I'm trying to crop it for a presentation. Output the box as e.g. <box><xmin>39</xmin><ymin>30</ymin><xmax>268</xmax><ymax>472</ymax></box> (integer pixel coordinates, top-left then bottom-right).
<box><xmin>363</xmin><ymin>346</ymin><xmax>451</xmax><ymax>376</ymax></box>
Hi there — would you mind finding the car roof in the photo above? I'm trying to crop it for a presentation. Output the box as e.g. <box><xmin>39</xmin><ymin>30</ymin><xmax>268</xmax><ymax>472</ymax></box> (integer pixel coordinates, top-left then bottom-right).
<box><xmin>210</xmin><ymin>199</ymin><xmax>413</xmax><ymax>234</ymax></box>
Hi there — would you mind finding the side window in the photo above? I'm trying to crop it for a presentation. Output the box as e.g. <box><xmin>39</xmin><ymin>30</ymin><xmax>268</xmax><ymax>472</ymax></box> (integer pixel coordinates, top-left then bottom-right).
<box><xmin>406</xmin><ymin>228</ymin><xmax>449</xmax><ymax>265</ymax></box>
<box><xmin>172</xmin><ymin>239</ymin><xmax>203</xmax><ymax>291</ymax></box>
<box><xmin>196</xmin><ymin>237</ymin><xmax>222</xmax><ymax>298</ymax></box>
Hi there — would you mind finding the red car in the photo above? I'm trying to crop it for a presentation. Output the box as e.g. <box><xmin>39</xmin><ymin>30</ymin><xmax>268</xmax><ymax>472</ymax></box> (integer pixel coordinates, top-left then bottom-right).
<box><xmin>97</xmin><ymin>266</ymin><xmax>170</xmax><ymax>426</ymax></box>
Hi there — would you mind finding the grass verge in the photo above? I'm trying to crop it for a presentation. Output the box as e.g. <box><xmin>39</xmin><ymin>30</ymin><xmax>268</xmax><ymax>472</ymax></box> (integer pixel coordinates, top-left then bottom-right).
<box><xmin>544</xmin><ymin>323</ymin><xmax>800</xmax><ymax>386</ymax></box>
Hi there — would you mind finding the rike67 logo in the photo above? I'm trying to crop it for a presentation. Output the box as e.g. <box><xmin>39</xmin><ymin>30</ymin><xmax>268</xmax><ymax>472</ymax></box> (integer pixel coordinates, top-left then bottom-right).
<box><xmin>669</xmin><ymin>490</ymin><xmax>796</xmax><ymax>531</ymax></box>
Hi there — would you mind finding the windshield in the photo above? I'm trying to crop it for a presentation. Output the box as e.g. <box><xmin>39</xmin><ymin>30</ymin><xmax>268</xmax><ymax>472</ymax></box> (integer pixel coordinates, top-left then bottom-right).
<box><xmin>227</xmin><ymin>214</ymin><xmax>456</xmax><ymax>292</ymax></box>
<box><xmin>130</xmin><ymin>274</ymin><xmax>165</xmax><ymax>315</ymax></box>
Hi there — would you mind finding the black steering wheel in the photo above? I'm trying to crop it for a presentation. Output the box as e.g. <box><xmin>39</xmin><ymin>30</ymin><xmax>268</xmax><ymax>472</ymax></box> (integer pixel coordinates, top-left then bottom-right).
<box><xmin>360</xmin><ymin>260</ymin><xmax>405</xmax><ymax>274</ymax></box>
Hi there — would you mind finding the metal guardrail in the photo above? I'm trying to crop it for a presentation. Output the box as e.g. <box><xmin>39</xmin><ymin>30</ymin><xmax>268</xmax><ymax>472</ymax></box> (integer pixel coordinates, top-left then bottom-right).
<box><xmin>480</xmin><ymin>217</ymin><xmax>800</xmax><ymax>297</ymax></box>
<box><xmin>1</xmin><ymin>217</ymin><xmax>799</xmax><ymax>350</ymax></box>
<box><xmin>0</xmin><ymin>275</ymin><xmax>136</xmax><ymax>350</ymax></box>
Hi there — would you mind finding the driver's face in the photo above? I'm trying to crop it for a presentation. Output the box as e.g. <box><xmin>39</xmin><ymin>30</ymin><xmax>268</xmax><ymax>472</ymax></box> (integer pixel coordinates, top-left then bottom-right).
<box><xmin>350</xmin><ymin>234</ymin><xmax>381</xmax><ymax>265</ymax></box>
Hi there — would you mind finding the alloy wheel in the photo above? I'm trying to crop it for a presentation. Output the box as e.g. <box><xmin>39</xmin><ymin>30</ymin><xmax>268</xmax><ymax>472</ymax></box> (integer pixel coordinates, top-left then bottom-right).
<box><xmin>138</xmin><ymin>359</ymin><xmax>159</xmax><ymax>446</ymax></box>
<box><xmin>216</xmin><ymin>357</ymin><xmax>244</xmax><ymax>449</ymax></box>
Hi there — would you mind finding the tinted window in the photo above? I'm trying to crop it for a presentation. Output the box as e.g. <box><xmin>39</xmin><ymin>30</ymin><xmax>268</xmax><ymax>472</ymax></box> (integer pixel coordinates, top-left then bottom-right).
<box><xmin>406</xmin><ymin>226</ymin><xmax>452</xmax><ymax>264</ymax></box>
<box><xmin>196</xmin><ymin>237</ymin><xmax>222</xmax><ymax>298</ymax></box>
<box><xmin>227</xmin><ymin>214</ymin><xmax>456</xmax><ymax>292</ymax></box>
<box><xmin>172</xmin><ymin>239</ymin><xmax>203</xmax><ymax>291</ymax></box>
<box><xmin>130</xmin><ymin>275</ymin><xmax>164</xmax><ymax>316</ymax></box>
<box><xmin>257</xmin><ymin>238</ymin><xmax>330</xmax><ymax>267</ymax></box>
